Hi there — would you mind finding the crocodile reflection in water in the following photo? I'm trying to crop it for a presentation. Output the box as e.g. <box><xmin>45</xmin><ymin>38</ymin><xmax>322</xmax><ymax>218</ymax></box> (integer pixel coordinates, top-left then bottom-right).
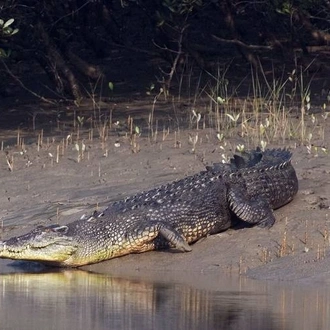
<box><xmin>0</xmin><ymin>270</ymin><xmax>286</xmax><ymax>330</ymax></box>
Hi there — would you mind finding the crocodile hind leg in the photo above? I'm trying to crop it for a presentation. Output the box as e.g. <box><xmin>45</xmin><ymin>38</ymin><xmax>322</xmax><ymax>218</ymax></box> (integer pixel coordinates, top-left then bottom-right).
<box><xmin>126</xmin><ymin>221</ymin><xmax>192</xmax><ymax>253</ymax></box>
<box><xmin>228</xmin><ymin>188</ymin><xmax>276</xmax><ymax>228</ymax></box>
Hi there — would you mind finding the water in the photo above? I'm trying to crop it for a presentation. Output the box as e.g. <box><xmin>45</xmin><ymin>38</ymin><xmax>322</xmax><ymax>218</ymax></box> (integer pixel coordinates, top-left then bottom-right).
<box><xmin>1</xmin><ymin>260</ymin><xmax>330</xmax><ymax>330</ymax></box>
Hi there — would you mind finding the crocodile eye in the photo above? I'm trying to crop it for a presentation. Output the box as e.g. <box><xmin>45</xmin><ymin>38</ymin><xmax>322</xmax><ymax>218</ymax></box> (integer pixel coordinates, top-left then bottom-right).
<box><xmin>51</xmin><ymin>225</ymin><xmax>69</xmax><ymax>234</ymax></box>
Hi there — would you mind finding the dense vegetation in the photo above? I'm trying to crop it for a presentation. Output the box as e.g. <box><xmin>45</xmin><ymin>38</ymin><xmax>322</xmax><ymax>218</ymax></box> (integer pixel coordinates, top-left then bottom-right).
<box><xmin>0</xmin><ymin>0</ymin><xmax>329</xmax><ymax>101</ymax></box>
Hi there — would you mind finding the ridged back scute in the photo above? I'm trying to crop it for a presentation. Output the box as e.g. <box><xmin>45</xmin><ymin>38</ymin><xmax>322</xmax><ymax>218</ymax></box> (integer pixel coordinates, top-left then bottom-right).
<box><xmin>207</xmin><ymin>148</ymin><xmax>293</xmax><ymax>180</ymax></box>
<box><xmin>231</xmin><ymin>148</ymin><xmax>263</xmax><ymax>169</ymax></box>
<box><xmin>229</xmin><ymin>148</ymin><xmax>293</xmax><ymax>178</ymax></box>
<box><xmin>108</xmin><ymin>148</ymin><xmax>294</xmax><ymax>213</ymax></box>
<box><xmin>207</xmin><ymin>148</ymin><xmax>263</xmax><ymax>174</ymax></box>
<box><xmin>256</xmin><ymin>148</ymin><xmax>292</xmax><ymax>166</ymax></box>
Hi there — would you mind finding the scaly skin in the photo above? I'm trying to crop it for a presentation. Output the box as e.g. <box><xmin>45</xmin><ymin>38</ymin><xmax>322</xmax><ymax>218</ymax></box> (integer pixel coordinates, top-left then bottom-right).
<box><xmin>0</xmin><ymin>148</ymin><xmax>298</xmax><ymax>267</ymax></box>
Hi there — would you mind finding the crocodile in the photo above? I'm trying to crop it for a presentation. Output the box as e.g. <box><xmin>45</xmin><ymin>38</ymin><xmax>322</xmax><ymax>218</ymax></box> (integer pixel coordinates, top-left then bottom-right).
<box><xmin>0</xmin><ymin>148</ymin><xmax>298</xmax><ymax>267</ymax></box>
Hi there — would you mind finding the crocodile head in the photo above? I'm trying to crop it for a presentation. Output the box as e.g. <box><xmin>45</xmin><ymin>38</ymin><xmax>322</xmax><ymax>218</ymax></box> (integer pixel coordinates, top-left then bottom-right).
<box><xmin>0</xmin><ymin>225</ymin><xmax>78</xmax><ymax>266</ymax></box>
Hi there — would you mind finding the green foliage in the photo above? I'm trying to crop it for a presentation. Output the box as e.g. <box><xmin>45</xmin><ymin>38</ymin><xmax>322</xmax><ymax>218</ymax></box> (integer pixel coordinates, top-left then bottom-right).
<box><xmin>162</xmin><ymin>0</ymin><xmax>202</xmax><ymax>15</ymax></box>
<box><xmin>0</xmin><ymin>18</ymin><xmax>19</xmax><ymax>38</ymax></box>
<box><xmin>0</xmin><ymin>18</ymin><xmax>19</xmax><ymax>58</ymax></box>
<box><xmin>156</xmin><ymin>0</ymin><xmax>203</xmax><ymax>27</ymax></box>
<box><xmin>274</xmin><ymin>0</ymin><xmax>324</xmax><ymax>13</ymax></box>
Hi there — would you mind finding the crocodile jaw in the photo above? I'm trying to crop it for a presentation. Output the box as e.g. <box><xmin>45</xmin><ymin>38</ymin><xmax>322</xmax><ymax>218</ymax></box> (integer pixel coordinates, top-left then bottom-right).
<box><xmin>0</xmin><ymin>227</ymin><xmax>78</xmax><ymax>265</ymax></box>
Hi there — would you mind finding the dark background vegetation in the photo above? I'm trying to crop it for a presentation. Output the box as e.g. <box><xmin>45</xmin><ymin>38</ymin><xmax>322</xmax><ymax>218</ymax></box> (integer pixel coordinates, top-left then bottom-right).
<box><xmin>0</xmin><ymin>0</ymin><xmax>329</xmax><ymax>121</ymax></box>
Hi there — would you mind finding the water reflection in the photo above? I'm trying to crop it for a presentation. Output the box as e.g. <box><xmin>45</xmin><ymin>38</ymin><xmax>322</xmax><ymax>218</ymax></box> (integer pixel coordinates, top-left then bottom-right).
<box><xmin>0</xmin><ymin>262</ymin><xmax>329</xmax><ymax>330</ymax></box>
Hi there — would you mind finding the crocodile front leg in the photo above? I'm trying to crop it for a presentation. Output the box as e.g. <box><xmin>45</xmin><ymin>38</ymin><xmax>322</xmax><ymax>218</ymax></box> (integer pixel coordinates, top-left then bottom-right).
<box><xmin>228</xmin><ymin>187</ymin><xmax>276</xmax><ymax>228</ymax></box>
<box><xmin>126</xmin><ymin>221</ymin><xmax>192</xmax><ymax>253</ymax></box>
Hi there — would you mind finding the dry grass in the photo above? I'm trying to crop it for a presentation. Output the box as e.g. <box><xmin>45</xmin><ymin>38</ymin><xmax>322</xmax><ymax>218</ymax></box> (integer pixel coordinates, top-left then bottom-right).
<box><xmin>2</xmin><ymin>64</ymin><xmax>329</xmax><ymax>172</ymax></box>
